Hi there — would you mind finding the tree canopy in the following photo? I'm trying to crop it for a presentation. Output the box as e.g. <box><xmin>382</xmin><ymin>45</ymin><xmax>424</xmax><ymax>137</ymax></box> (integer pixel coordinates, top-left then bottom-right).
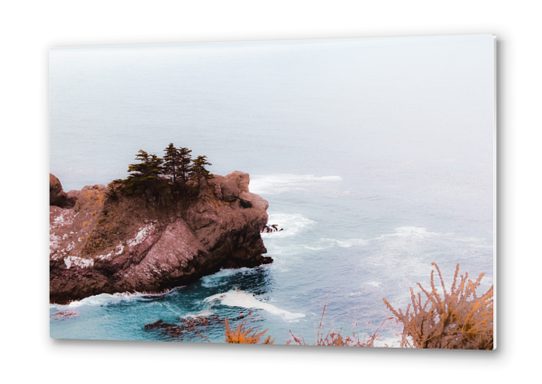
<box><xmin>191</xmin><ymin>155</ymin><xmax>213</xmax><ymax>181</ymax></box>
<box><xmin>123</xmin><ymin>150</ymin><xmax>167</xmax><ymax>197</ymax></box>
<box><xmin>112</xmin><ymin>144</ymin><xmax>214</xmax><ymax>203</ymax></box>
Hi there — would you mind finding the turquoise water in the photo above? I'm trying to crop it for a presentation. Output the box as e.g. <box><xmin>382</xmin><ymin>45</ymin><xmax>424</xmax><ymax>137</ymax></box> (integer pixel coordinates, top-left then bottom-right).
<box><xmin>49</xmin><ymin>36</ymin><xmax>494</xmax><ymax>345</ymax></box>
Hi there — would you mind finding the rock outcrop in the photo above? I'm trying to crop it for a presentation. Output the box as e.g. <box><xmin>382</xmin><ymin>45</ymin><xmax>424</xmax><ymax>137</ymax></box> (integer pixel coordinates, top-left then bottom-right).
<box><xmin>50</xmin><ymin>173</ymin><xmax>77</xmax><ymax>208</ymax></box>
<box><xmin>49</xmin><ymin>171</ymin><xmax>272</xmax><ymax>304</ymax></box>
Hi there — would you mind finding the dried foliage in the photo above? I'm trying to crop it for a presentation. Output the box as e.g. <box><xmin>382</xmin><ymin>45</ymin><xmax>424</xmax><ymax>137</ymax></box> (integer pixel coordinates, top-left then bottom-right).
<box><xmin>142</xmin><ymin>263</ymin><xmax>492</xmax><ymax>349</ymax></box>
<box><xmin>105</xmin><ymin>179</ymin><xmax>124</xmax><ymax>201</ymax></box>
<box><xmin>224</xmin><ymin>318</ymin><xmax>274</xmax><ymax>344</ymax></box>
<box><xmin>288</xmin><ymin>300</ymin><xmax>387</xmax><ymax>347</ymax></box>
<box><xmin>383</xmin><ymin>263</ymin><xmax>494</xmax><ymax>350</ymax></box>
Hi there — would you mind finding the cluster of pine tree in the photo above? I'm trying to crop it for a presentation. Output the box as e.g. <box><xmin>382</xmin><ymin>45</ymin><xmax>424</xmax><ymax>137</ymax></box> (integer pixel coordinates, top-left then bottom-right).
<box><xmin>106</xmin><ymin>143</ymin><xmax>213</xmax><ymax>203</ymax></box>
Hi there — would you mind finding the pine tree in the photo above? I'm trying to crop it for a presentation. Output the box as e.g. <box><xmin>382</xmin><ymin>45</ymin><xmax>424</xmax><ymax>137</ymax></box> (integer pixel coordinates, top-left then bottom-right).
<box><xmin>178</xmin><ymin>147</ymin><xmax>193</xmax><ymax>183</ymax></box>
<box><xmin>163</xmin><ymin>144</ymin><xmax>193</xmax><ymax>185</ymax></box>
<box><xmin>190</xmin><ymin>155</ymin><xmax>213</xmax><ymax>181</ymax></box>
<box><xmin>127</xmin><ymin>150</ymin><xmax>163</xmax><ymax>179</ymax></box>
<box><xmin>163</xmin><ymin>143</ymin><xmax>181</xmax><ymax>183</ymax></box>
<box><xmin>124</xmin><ymin>150</ymin><xmax>166</xmax><ymax>196</ymax></box>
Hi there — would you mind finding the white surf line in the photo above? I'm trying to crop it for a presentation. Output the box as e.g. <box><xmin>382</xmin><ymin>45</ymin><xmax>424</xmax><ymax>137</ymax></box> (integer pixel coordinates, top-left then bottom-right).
<box><xmin>262</xmin><ymin>213</ymin><xmax>316</xmax><ymax>238</ymax></box>
<box><xmin>204</xmin><ymin>290</ymin><xmax>305</xmax><ymax>322</ymax></box>
<box><xmin>250</xmin><ymin>174</ymin><xmax>342</xmax><ymax>195</ymax></box>
<box><xmin>49</xmin><ymin>292</ymin><xmax>144</xmax><ymax>309</ymax></box>
<box><xmin>50</xmin><ymin>287</ymin><xmax>184</xmax><ymax>309</ymax></box>
<box><xmin>310</xmin><ymin>226</ymin><xmax>453</xmax><ymax>251</ymax></box>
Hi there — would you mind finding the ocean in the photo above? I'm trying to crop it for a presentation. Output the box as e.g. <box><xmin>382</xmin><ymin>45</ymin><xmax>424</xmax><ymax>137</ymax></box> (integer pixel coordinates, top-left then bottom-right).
<box><xmin>49</xmin><ymin>35</ymin><xmax>495</xmax><ymax>345</ymax></box>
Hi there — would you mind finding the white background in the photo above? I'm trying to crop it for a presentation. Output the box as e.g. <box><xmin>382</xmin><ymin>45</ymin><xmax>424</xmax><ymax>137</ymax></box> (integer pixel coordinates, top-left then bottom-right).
<box><xmin>1</xmin><ymin>0</ymin><xmax>539</xmax><ymax>382</ymax></box>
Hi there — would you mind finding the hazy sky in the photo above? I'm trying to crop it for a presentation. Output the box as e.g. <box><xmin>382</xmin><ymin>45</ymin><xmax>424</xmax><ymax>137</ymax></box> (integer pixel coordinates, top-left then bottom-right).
<box><xmin>50</xmin><ymin>35</ymin><xmax>495</xmax><ymax>194</ymax></box>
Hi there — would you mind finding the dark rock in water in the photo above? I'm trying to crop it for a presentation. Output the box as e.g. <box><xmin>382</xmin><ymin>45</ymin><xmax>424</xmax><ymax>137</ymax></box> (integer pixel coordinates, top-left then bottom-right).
<box><xmin>50</xmin><ymin>173</ymin><xmax>77</xmax><ymax>208</ymax></box>
<box><xmin>144</xmin><ymin>316</ymin><xmax>224</xmax><ymax>340</ymax></box>
<box><xmin>144</xmin><ymin>320</ymin><xmax>186</xmax><ymax>339</ymax></box>
<box><xmin>50</xmin><ymin>311</ymin><xmax>79</xmax><ymax>320</ymax></box>
<box><xmin>262</xmin><ymin>224</ymin><xmax>283</xmax><ymax>233</ymax></box>
<box><xmin>49</xmin><ymin>171</ymin><xmax>272</xmax><ymax>304</ymax></box>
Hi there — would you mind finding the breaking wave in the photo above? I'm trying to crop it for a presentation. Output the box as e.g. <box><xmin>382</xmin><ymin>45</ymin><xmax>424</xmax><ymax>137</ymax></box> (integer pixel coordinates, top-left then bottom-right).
<box><xmin>250</xmin><ymin>174</ymin><xmax>342</xmax><ymax>195</ymax></box>
<box><xmin>317</xmin><ymin>238</ymin><xmax>369</xmax><ymax>248</ymax></box>
<box><xmin>201</xmin><ymin>268</ymin><xmax>254</xmax><ymax>288</ymax></box>
<box><xmin>50</xmin><ymin>288</ymin><xmax>183</xmax><ymax>310</ymax></box>
<box><xmin>297</xmin><ymin>226</ymin><xmax>472</xmax><ymax>252</ymax></box>
<box><xmin>262</xmin><ymin>213</ymin><xmax>315</xmax><ymax>238</ymax></box>
<box><xmin>312</xmin><ymin>226</ymin><xmax>453</xmax><ymax>250</ymax></box>
<box><xmin>183</xmin><ymin>309</ymin><xmax>215</xmax><ymax>319</ymax></box>
<box><xmin>374</xmin><ymin>226</ymin><xmax>447</xmax><ymax>240</ymax></box>
<box><xmin>204</xmin><ymin>290</ymin><xmax>305</xmax><ymax>322</ymax></box>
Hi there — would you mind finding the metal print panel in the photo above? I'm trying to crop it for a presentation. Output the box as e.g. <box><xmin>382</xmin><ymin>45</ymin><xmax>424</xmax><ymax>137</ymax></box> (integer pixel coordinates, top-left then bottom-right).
<box><xmin>49</xmin><ymin>35</ymin><xmax>495</xmax><ymax>349</ymax></box>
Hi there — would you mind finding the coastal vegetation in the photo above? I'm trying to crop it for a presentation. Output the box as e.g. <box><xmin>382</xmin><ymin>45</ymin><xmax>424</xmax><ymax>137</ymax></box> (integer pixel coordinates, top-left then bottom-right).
<box><xmin>107</xmin><ymin>144</ymin><xmax>213</xmax><ymax>205</ymax></box>
<box><xmin>51</xmin><ymin>155</ymin><xmax>493</xmax><ymax>349</ymax></box>
<box><xmin>50</xmin><ymin>164</ymin><xmax>271</xmax><ymax>303</ymax></box>
<box><xmin>83</xmin><ymin>144</ymin><xmax>215</xmax><ymax>256</ymax></box>
<box><xmin>286</xmin><ymin>299</ymin><xmax>386</xmax><ymax>347</ymax></box>
<box><xmin>176</xmin><ymin>263</ymin><xmax>493</xmax><ymax>349</ymax></box>
<box><xmin>224</xmin><ymin>318</ymin><xmax>275</xmax><ymax>345</ymax></box>
<box><xmin>383</xmin><ymin>263</ymin><xmax>494</xmax><ymax>350</ymax></box>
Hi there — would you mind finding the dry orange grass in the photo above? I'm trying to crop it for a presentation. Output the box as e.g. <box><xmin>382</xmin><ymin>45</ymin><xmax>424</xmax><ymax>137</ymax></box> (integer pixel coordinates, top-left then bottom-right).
<box><xmin>288</xmin><ymin>300</ymin><xmax>388</xmax><ymax>347</ymax></box>
<box><xmin>383</xmin><ymin>262</ymin><xmax>494</xmax><ymax>350</ymax></box>
<box><xmin>224</xmin><ymin>318</ymin><xmax>274</xmax><ymax>344</ymax></box>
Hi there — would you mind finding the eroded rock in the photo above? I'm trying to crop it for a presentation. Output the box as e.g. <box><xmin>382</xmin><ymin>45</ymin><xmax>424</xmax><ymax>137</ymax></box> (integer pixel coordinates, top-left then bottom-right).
<box><xmin>50</xmin><ymin>173</ymin><xmax>77</xmax><ymax>208</ymax></box>
<box><xmin>49</xmin><ymin>172</ymin><xmax>272</xmax><ymax>304</ymax></box>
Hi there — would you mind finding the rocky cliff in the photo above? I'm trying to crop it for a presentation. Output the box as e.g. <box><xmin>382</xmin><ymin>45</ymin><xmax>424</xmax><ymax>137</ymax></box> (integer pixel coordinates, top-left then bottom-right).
<box><xmin>49</xmin><ymin>171</ymin><xmax>272</xmax><ymax>304</ymax></box>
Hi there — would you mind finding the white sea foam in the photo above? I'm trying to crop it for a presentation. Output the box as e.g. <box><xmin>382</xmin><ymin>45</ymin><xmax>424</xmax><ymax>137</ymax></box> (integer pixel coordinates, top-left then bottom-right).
<box><xmin>319</xmin><ymin>238</ymin><xmax>369</xmax><ymax>248</ymax></box>
<box><xmin>200</xmin><ymin>268</ymin><xmax>251</xmax><ymax>288</ymax></box>
<box><xmin>52</xmin><ymin>292</ymin><xmax>144</xmax><ymax>309</ymax></box>
<box><xmin>265</xmin><ymin>257</ymin><xmax>290</xmax><ymax>272</ymax></box>
<box><xmin>375</xmin><ymin>226</ymin><xmax>445</xmax><ymax>240</ymax></box>
<box><xmin>184</xmin><ymin>309</ymin><xmax>214</xmax><ymax>319</ymax></box>
<box><xmin>50</xmin><ymin>288</ymin><xmax>184</xmax><ymax>310</ymax></box>
<box><xmin>308</xmin><ymin>227</ymin><xmax>444</xmax><ymax>252</ymax></box>
<box><xmin>455</xmin><ymin>236</ymin><xmax>493</xmax><ymax>248</ymax></box>
<box><xmin>204</xmin><ymin>290</ymin><xmax>305</xmax><ymax>322</ymax></box>
<box><xmin>265</xmin><ymin>244</ymin><xmax>302</xmax><ymax>257</ymax></box>
<box><xmin>250</xmin><ymin>174</ymin><xmax>342</xmax><ymax>195</ymax></box>
<box><xmin>261</xmin><ymin>213</ymin><xmax>315</xmax><ymax>239</ymax></box>
<box><xmin>298</xmin><ymin>237</ymin><xmax>369</xmax><ymax>252</ymax></box>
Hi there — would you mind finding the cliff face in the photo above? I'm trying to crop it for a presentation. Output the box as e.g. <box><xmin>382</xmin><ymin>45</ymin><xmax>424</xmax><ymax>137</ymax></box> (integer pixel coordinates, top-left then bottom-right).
<box><xmin>50</xmin><ymin>173</ymin><xmax>78</xmax><ymax>208</ymax></box>
<box><xmin>49</xmin><ymin>171</ymin><xmax>272</xmax><ymax>304</ymax></box>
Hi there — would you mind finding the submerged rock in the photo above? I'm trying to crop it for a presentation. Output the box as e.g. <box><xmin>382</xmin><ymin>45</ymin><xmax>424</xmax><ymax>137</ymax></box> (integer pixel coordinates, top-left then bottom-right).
<box><xmin>50</xmin><ymin>311</ymin><xmax>79</xmax><ymax>320</ymax></box>
<box><xmin>144</xmin><ymin>316</ymin><xmax>224</xmax><ymax>340</ymax></box>
<box><xmin>49</xmin><ymin>171</ymin><xmax>272</xmax><ymax>304</ymax></box>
